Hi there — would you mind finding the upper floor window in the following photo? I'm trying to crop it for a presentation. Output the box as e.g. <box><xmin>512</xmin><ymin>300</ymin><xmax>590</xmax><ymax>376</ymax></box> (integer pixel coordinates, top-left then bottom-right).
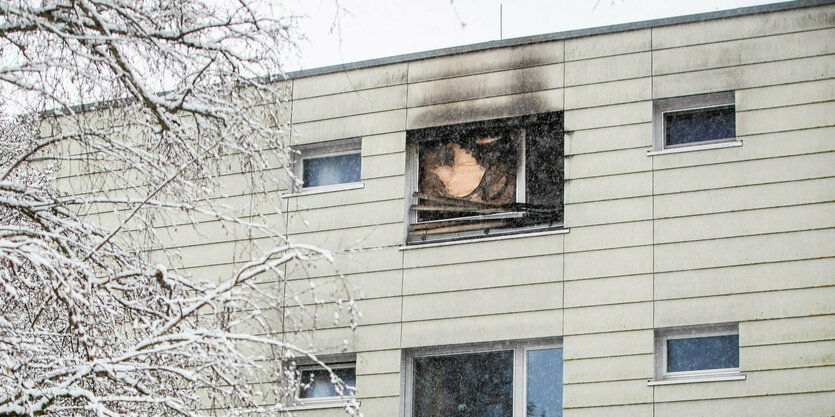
<box><xmin>292</xmin><ymin>137</ymin><xmax>361</xmax><ymax>192</ymax></box>
<box><xmin>651</xmin><ymin>323</ymin><xmax>745</xmax><ymax>385</ymax></box>
<box><xmin>405</xmin><ymin>113</ymin><xmax>564</xmax><ymax>244</ymax></box>
<box><xmin>653</xmin><ymin>92</ymin><xmax>737</xmax><ymax>152</ymax></box>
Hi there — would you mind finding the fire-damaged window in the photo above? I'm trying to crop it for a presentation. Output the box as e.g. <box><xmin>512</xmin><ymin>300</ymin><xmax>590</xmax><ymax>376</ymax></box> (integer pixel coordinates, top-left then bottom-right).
<box><xmin>406</xmin><ymin>112</ymin><xmax>563</xmax><ymax>244</ymax></box>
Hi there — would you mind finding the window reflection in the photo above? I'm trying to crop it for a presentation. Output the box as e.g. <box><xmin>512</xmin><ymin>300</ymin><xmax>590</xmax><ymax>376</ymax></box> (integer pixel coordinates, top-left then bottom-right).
<box><xmin>667</xmin><ymin>334</ymin><xmax>739</xmax><ymax>372</ymax></box>
<box><xmin>526</xmin><ymin>348</ymin><xmax>563</xmax><ymax>417</ymax></box>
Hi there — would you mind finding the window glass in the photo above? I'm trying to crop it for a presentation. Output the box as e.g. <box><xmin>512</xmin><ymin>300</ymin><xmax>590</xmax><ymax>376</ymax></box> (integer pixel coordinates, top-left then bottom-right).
<box><xmin>302</xmin><ymin>153</ymin><xmax>361</xmax><ymax>188</ymax></box>
<box><xmin>664</xmin><ymin>105</ymin><xmax>735</xmax><ymax>146</ymax></box>
<box><xmin>413</xmin><ymin>351</ymin><xmax>513</xmax><ymax>417</ymax></box>
<box><xmin>298</xmin><ymin>366</ymin><xmax>356</xmax><ymax>398</ymax></box>
<box><xmin>667</xmin><ymin>334</ymin><xmax>739</xmax><ymax>372</ymax></box>
<box><xmin>526</xmin><ymin>348</ymin><xmax>563</xmax><ymax>417</ymax></box>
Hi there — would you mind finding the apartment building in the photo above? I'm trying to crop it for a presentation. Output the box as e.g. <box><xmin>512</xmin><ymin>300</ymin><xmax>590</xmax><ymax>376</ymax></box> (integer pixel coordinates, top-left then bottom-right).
<box><xmin>273</xmin><ymin>1</ymin><xmax>835</xmax><ymax>416</ymax></box>
<box><xmin>63</xmin><ymin>0</ymin><xmax>827</xmax><ymax>415</ymax></box>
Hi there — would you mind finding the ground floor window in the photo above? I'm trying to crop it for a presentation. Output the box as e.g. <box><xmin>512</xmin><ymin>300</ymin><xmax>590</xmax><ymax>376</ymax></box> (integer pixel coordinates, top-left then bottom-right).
<box><xmin>403</xmin><ymin>339</ymin><xmax>562</xmax><ymax>417</ymax></box>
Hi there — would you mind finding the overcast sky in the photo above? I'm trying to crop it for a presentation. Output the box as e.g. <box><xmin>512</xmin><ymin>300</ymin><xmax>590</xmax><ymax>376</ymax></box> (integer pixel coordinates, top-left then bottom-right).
<box><xmin>286</xmin><ymin>0</ymin><xmax>786</xmax><ymax>70</ymax></box>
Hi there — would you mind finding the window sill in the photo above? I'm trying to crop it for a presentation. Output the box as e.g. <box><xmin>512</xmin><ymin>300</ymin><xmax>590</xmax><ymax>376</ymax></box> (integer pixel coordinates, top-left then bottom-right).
<box><xmin>400</xmin><ymin>227</ymin><xmax>569</xmax><ymax>250</ymax></box>
<box><xmin>282</xmin><ymin>182</ymin><xmax>364</xmax><ymax>198</ymax></box>
<box><xmin>647</xmin><ymin>373</ymin><xmax>746</xmax><ymax>386</ymax></box>
<box><xmin>283</xmin><ymin>398</ymin><xmax>359</xmax><ymax>411</ymax></box>
<box><xmin>647</xmin><ymin>140</ymin><xmax>742</xmax><ymax>156</ymax></box>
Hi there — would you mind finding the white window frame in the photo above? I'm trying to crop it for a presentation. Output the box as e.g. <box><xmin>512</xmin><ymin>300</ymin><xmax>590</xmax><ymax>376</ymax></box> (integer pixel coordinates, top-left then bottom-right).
<box><xmin>400</xmin><ymin>338</ymin><xmax>562</xmax><ymax>417</ymax></box>
<box><xmin>290</xmin><ymin>137</ymin><xmax>362</xmax><ymax>194</ymax></box>
<box><xmin>650</xmin><ymin>91</ymin><xmax>741</xmax><ymax>155</ymax></box>
<box><xmin>286</xmin><ymin>354</ymin><xmax>358</xmax><ymax>410</ymax></box>
<box><xmin>404</xmin><ymin>114</ymin><xmax>564</xmax><ymax>245</ymax></box>
<box><xmin>650</xmin><ymin>323</ymin><xmax>746</xmax><ymax>386</ymax></box>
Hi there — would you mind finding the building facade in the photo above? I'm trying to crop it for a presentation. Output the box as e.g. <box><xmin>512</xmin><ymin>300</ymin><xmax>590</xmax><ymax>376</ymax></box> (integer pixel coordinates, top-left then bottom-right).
<box><xmin>116</xmin><ymin>1</ymin><xmax>834</xmax><ymax>415</ymax></box>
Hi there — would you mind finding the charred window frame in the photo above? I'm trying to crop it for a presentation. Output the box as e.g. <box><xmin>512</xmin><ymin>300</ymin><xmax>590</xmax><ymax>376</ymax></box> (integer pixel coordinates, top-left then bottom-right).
<box><xmin>405</xmin><ymin>113</ymin><xmax>564</xmax><ymax>244</ymax></box>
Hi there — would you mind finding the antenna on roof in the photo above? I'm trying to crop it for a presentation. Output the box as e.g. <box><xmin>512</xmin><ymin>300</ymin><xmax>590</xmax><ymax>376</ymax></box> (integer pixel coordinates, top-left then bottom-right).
<box><xmin>500</xmin><ymin>3</ymin><xmax>503</xmax><ymax>40</ymax></box>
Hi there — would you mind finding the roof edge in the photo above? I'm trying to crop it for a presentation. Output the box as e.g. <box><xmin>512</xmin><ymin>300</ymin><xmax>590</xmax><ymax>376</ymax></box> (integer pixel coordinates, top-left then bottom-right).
<box><xmin>286</xmin><ymin>0</ymin><xmax>834</xmax><ymax>79</ymax></box>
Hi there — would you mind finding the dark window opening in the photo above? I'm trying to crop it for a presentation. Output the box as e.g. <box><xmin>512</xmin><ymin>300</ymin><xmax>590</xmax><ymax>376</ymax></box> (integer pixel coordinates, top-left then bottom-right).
<box><xmin>408</xmin><ymin>113</ymin><xmax>564</xmax><ymax>243</ymax></box>
<box><xmin>664</xmin><ymin>105</ymin><xmax>735</xmax><ymax>147</ymax></box>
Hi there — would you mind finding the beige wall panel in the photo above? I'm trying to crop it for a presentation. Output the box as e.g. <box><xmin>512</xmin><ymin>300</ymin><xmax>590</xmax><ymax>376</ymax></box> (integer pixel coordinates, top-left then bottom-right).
<box><xmin>284</xmin><ymin>297</ymin><xmax>401</xmax><ymax>329</ymax></box>
<box><xmin>652</xmin><ymin>5</ymin><xmax>835</xmax><ymax>49</ymax></box>
<box><xmin>565</xmin><ymin>220</ymin><xmax>652</xmax><ymax>253</ymax></box>
<box><xmin>654</xmin><ymin>366</ymin><xmax>835</xmax><ymax>402</ymax></box>
<box><xmin>564</xmin><ymin>274</ymin><xmax>653</xmax><ymax>308</ymax></box>
<box><xmin>290</xmin><ymin>176</ymin><xmax>404</xmax><ymax>211</ymax></box>
<box><xmin>654</xmin><ymin>228</ymin><xmax>835</xmax><ymax>273</ymax></box>
<box><xmin>653</xmin><ymin>152</ymin><xmax>835</xmax><ymax>195</ymax></box>
<box><xmin>564</xmin><ymin>245</ymin><xmax>653</xmax><ymax>280</ymax></box>
<box><xmin>738</xmin><ymin>101</ymin><xmax>835</xmax><ymax>136</ymax></box>
<box><xmin>565</xmin><ymin>29</ymin><xmax>650</xmax><ymax>61</ymax></box>
<box><xmin>564</xmin><ymin>354</ymin><xmax>653</xmax><ymax>384</ymax></box>
<box><xmin>355</xmin><ymin>396</ymin><xmax>399</xmax><ymax>417</ymax></box>
<box><xmin>180</xmin><ymin>263</ymin><xmax>238</xmax><ymax>284</ymax></box>
<box><xmin>292</xmin><ymin>63</ymin><xmax>407</xmax><ymax>99</ymax></box>
<box><xmin>565</xmin><ymin>123</ymin><xmax>651</xmax><ymax>155</ymax></box>
<box><xmin>400</xmin><ymin>309</ymin><xmax>562</xmax><ymax>348</ymax></box>
<box><xmin>654</xmin><ymin>391</ymin><xmax>835</xmax><ymax>417</ymax></box>
<box><xmin>407</xmin><ymin>63</ymin><xmax>564</xmax><ymax>107</ymax></box>
<box><xmin>737</xmin><ymin>78</ymin><xmax>835</xmax><ymax>111</ymax></box>
<box><xmin>565</xmin><ymin>77</ymin><xmax>651</xmax><ymax>110</ymax></box>
<box><xmin>402</xmin><ymin>254</ymin><xmax>562</xmax><ymax>295</ymax></box>
<box><xmin>286</xmin><ymin>247</ymin><xmax>403</xmax><ymax>280</ymax></box>
<box><xmin>652</xmin><ymin>54</ymin><xmax>835</xmax><ymax>99</ymax></box>
<box><xmin>653</xmin><ymin>176</ymin><xmax>835</xmax><ymax>218</ymax></box>
<box><xmin>564</xmin><ymin>404</ymin><xmax>651</xmax><ymax>417</ymax></box>
<box><xmin>564</xmin><ymin>302</ymin><xmax>653</xmax><ymax>335</ymax></box>
<box><xmin>402</xmin><ymin>232</ymin><xmax>564</xmax><ymax>268</ymax></box>
<box><xmin>285</xmin><ymin>223</ymin><xmax>402</xmax><ymax>253</ymax></box>
<box><xmin>564</xmin><ymin>101</ymin><xmax>651</xmax><ymax>131</ymax></box>
<box><xmin>360</xmin><ymin>152</ymin><xmax>405</xmax><ymax>180</ymax></box>
<box><xmin>355</xmin><ymin>323</ymin><xmax>402</xmax><ymax>352</ymax></box>
<box><xmin>655</xmin><ymin>286</ymin><xmax>835</xmax><ymax>328</ymax></box>
<box><xmin>405</xmin><ymin>88</ymin><xmax>564</xmax><ymax>130</ymax></box>
<box><xmin>279</xmin><ymin>272</ymin><xmax>398</xmax><ymax>304</ymax></box>
<box><xmin>357</xmin><ymin>349</ymin><xmax>401</xmax><ymax>376</ymax></box>
<box><xmin>563</xmin><ymin>379</ymin><xmax>651</xmax><ymax>408</ymax></box>
<box><xmin>292</xmin><ymin>407</ymin><xmax>348</xmax><ymax>417</ymax></box>
<box><xmin>655</xmin><ymin>258</ymin><xmax>835</xmax><ymax>300</ymax></box>
<box><xmin>159</xmin><ymin>239</ymin><xmax>253</xmax><ymax>270</ymax></box>
<box><xmin>565</xmin><ymin>172</ymin><xmax>652</xmax><ymax>204</ymax></box>
<box><xmin>654</xmin><ymin>202</ymin><xmax>835</xmax><ymax>244</ymax></box>
<box><xmin>742</xmin><ymin>315</ymin><xmax>835</xmax><ymax>346</ymax></box>
<box><xmin>564</xmin><ymin>196</ymin><xmax>653</xmax><ymax>228</ymax></box>
<box><xmin>292</xmin><ymin>85</ymin><xmax>406</xmax><ymax>124</ymax></box>
<box><xmin>651</xmin><ymin>126</ymin><xmax>835</xmax><ymax>171</ymax></box>
<box><xmin>362</xmin><ymin>131</ymin><xmax>406</xmax><ymax>156</ymax></box>
<box><xmin>402</xmin><ymin>282</ymin><xmax>562</xmax><ymax>321</ymax></box>
<box><xmin>565</xmin><ymin>52</ymin><xmax>651</xmax><ymax>86</ymax></box>
<box><xmin>288</xmin><ymin>199</ymin><xmax>404</xmax><ymax>232</ymax></box>
<box><xmin>742</xmin><ymin>340</ymin><xmax>835</xmax><ymax>371</ymax></box>
<box><xmin>407</xmin><ymin>41</ymin><xmax>564</xmax><ymax>82</ymax></box>
<box><xmin>652</xmin><ymin>28</ymin><xmax>835</xmax><ymax>76</ymax></box>
<box><xmin>564</xmin><ymin>330</ymin><xmax>654</xmax><ymax>360</ymax></box>
<box><xmin>292</xmin><ymin>109</ymin><xmax>406</xmax><ymax>144</ymax></box>
<box><xmin>356</xmin><ymin>373</ymin><xmax>400</xmax><ymax>398</ymax></box>
<box><xmin>283</xmin><ymin>326</ymin><xmax>357</xmax><ymax>354</ymax></box>
<box><xmin>566</xmin><ymin>147</ymin><xmax>652</xmax><ymax>180</ymax></box>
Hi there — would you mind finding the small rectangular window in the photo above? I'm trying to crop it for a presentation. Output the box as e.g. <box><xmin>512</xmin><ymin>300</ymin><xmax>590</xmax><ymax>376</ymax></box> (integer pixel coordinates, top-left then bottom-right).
<box><xmin>653</xmin><ymin>323</ymin><xmax>744</xmax><ymax>384</ymax></box>
<box><xmin>404</xmin><ymin>339</ymin><xmax>563</xmax><ymax>417</ymax></box>
<box><xmin>653</xmin><ymin>92</ymin><xmax>737</xmax><ymax>151</ymax></box>
<box><xmin>287</xmin><ymin>354</ymin><xmax>357</xmax><ymax>409</ymax></box>
<box><xmin>406</xmin><ymin>113</ymin><xmax>564</xmax><ymax>244</ymax></box>
<box><xmin>292</xmin><ymin>137</ymin><xmax>361</xmax><ymax>192</ymax></box>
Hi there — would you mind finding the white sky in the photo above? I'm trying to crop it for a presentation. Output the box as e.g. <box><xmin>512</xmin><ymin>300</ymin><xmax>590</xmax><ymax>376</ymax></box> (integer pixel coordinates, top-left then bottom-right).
<box><xmin>286</xmin><ymin>0</ymin><xmax>786</xmax><ymax>71</ymax></box>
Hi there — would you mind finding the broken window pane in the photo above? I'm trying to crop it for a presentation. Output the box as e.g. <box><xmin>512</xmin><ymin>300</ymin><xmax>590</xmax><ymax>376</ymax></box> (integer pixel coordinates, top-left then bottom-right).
<box><xmin>408</xmin><ymin>113</ymin><xmax>563</xmax><ymax>242</ymax></box>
